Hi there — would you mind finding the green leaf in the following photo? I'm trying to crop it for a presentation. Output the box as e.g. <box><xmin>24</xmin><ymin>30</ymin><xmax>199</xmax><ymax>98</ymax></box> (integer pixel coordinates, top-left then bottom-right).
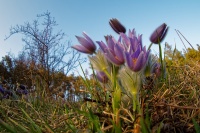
<box><xmin>192</xmin><ymin>118</ymin><xmax>200</xmax><ymax>133</ymax></box>
<box><xmin>0</xmin><ymin>119</ymin><xmax>16</xmax><ymax>133</ymax></box>
<box><xmin>8</xmin><ymin>117</ymin><xmax>29</xmax><ymax>133</ymax></box>
<box><xmin>20</xmin><ymin>108</ymin><xmax>42</xmax><ymax>133</ymax></box>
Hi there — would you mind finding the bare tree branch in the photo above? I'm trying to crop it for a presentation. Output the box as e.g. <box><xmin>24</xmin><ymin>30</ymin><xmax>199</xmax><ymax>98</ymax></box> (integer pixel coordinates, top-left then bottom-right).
<box><xmin>5</xmin><ymin>11</ymin><xmax>86</xmax><ymax>88</ymax></box>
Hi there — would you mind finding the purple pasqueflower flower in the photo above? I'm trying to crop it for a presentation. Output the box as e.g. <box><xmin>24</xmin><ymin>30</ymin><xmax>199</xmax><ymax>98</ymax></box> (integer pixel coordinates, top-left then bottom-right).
<box><xmin>0</xmin><ymin>85</ymin><xmax>5</xmax><ymax>94</ymax></box>
<box><xmin>150</xmin><ymin>23</ymin><xmax>168</xmax><ymax>44</ymax></box>
<box><xmin>125</xmin><ymin>46</ymin><xmax>150</xmax><ymax>72</ymax></box>
<box><xmin>151</xmin><ymin>63</ymin><xmax>161</xmax><ymax>77</ymax></box>
<box><xmin>4</xmin><ymin>90</ymin><xmax>13</xmax><ymax>97</ymax></box>
<box><xmin>3</xmin><ymin>94</ymin><xmax>9</xmax><ymax>99</ymax></box>
<box><xmin>109</xmin><ymin>18</ymin><xmax>126</xmax><ymax>34</ymax></box>
<box><xmin>96</xmin><ymin>71</ymin><xmax>108</xmax><ymax>83</ymax></box>
<box><xmin>72</xmin><ymin>32</ymin><xmax>96</xmax><ymax>54</ymax></box>
<box><xmin>120</xmin><ymin>29</ymin><xmax>143</xmax><ymax>52</ymax></box>
<box><xmin>16</xmin><ymin>89</ymin><xmax>28</xmax><ymax>95</ymax></box>
<box><xmin>96</xmin><ymin>36</ymin><xmax>125</xmax><ymax>66</ymax></box>
<box><xmin>119</xmin><ymin>28</ymin><xmax>150</xmax><ymax>72</ymax></box>
<box><xmin>1</xmin><ymin>89</ymin><xmax>13</xmax><ymax>99</ymax></box>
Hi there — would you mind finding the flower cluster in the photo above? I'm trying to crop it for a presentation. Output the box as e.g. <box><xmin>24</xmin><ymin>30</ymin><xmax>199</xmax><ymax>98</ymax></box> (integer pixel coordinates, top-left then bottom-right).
<box><xmin>72</xmin><ymin>18</ymin><xmax>168</xmax><ymax>132</ymax></box>
<box><xmin>0</xmin><ymin>82</ymin><xmax>29</xmax><ymax>100</ymax></box>
<box><xmin>72</xmin><ymin>18</ymin><xmax>167</xmax><ymax>83</ymax></box>
<box><xmin>16</xmin><ymin>84</ymin><xmax>29</xmax><ymax>95</ymax></box>
<box><xmin>0</xmin><ymin>85</ymin><xmax>13</xmax><ymax>99</ymax></box>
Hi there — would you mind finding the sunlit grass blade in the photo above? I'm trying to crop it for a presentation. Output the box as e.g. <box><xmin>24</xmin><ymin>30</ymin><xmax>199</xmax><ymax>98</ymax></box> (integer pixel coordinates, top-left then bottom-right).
<box><xmin>192</xmin><ymin>118</ymin><xmax>200</xmax><ymax>133</ymax></box>
<box><xmin>172</xmin><ymin>42</ymin><xmax>176</xmax><ymax>61</ymax></box>
<box><xmin>88</xmin><ymin>108</ymin><xmax>102</xmax><ymax>132</ymax></box>
<box><xmin>8</xmin><ymin>117</ymin><xmax>29</xmax><ymax>132</ymax></box>
<box><xmin>155</xmin><ymin>121</ymin><xmax>163</xmax><ymax>133</ymax></box>
<box><xmin>0</xmin><ymin>119</ymin><xmax>16</xmax><ymax>133</ymax></box>
<box><xmin>20</xmin><ymin>108</ymin><xmax>42</xmax><ymax>133</ymax></box>
<box><xmin>144</xmin><ymin>106</ymin><xmax>151</xmax><ymax>132</ymax></box>
<box><xmin>78</xmin><ymin>61</ymin><xmax>91</xmax><ymax>91</ymax></box>
<box><xmin>42</xmin><ymin>120</ymin><xmax>54</xmax><ymax>133</ymax></box>
<box><xmin>65</xmin><ymin>123</ymin><xmax>77</xmax><ymax>132</ymax></box>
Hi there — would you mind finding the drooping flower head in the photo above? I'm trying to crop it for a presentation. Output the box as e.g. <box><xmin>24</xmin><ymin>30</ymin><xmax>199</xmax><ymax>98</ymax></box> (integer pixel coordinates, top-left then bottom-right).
<box><xmin>97</xmin><ymin>36</ymin><xmax>125</xmax><ymax>66</ymax></box>
<box><xmin>109</xmin><ymin>18</ymin><xmax>126</xmax><ymax>34</ymax></box>
<box><xmin>72</xmin><ymin>32</ymin><xmax>96</xmax><ymax>54</ymax></box>
<box><xmin>150</xmin><ymin>23</ymin><xmax>168</xmax><ymax>44</ymax></box>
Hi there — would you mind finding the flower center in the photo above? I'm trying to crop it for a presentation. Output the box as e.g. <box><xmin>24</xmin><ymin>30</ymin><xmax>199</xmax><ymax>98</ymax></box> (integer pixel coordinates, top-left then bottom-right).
<box><xmin>132</xmin><ymin>58</ymin><xmax>137</xmax><ymax>64</ymax></box>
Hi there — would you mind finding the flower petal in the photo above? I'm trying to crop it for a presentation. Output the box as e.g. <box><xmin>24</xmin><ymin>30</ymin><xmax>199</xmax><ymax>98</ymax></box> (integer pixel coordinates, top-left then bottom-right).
<box><xmin>138</xmin><ymin>34</ymin><xmax>143</xmax><ymax>47</ymax></box>
<box><xmin>76</xmin><ymin>36</ymin><xmax>95</xmax><ymax>52</ymax></box>
<box><xmin>129</xmin><ymin>37</ymin><xmax>140</xmax><ymax>53</ymax></box>
<box><xmin>109</xmin><ymin>18</ymin><xmax>126</xmax><ymax>34</ymax></box>
<box><xmin>107</xmin><ymin>36</ymin><xmax>115</xmax><ymax>51</ymax></box>
<box><xmin>82</xmin><ymin>32</ymin><xmax>95</xmax><ymax>46</ymax></box>
<box><xmin>96</xmin><ymin>71</ymin><xmax>108</xmax><ymax>83</ymax></box>
<box><xmin>131</xmin><ymin>47</ymin><xmax>141</xmax><ymax>59</ymax></box>
<box><xmin>125</xmin><ymin>52</ymin><xmax>134</xmax><ymax>70</ymax></box>
<box><xmin>120</xmin><ymin>33</ymin><xmax>130</xmax><ymax>47</ymax></box>
<box><xmin>160</xmin><ymin>27</ymin><xmax>169</xmax><ymax>41</ymax></box>
<box><xmin>150</xmin><ymin>23</ymin><xmax>168</xmax><ymax>44</ymax></box>
<box><xmin>96</xmin><ymin>41</ymin><xmax>107</xmax><ymax>53</ymax></box>
<box><xmin>105</xmin><ymin>51</ymin><xmax>123</xmax><ymax>66</ymax></box>
<box><xmin>133</xmin><ymin>52</ymin><xmax>145</xmax><ymax>72</ymax></box>
<box><xmin>114</xmin><ymin>44</ymin><xmax>124</xmax><ymax>63</ymax></box>
<box><xmin>0</xmin><ymin>86</ymin><xmax>5</xmax><ymax>94</ymax></box>
<box><xmin>72</xmin><ymin>45</ymin><xmax>92</xmax><ymax>54</ymax></box>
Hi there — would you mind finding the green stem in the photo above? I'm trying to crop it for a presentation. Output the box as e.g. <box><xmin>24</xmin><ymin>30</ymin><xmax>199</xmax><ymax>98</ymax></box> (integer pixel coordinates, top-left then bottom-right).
<box><xmin>148</xmin><ymin>43</ymin><xmax>153</xmax><ymax>50</ymax></box>
<box><xmin>158</xmin><ymin>42</ymin><xmax>164</xmax><ymax>79</ymax></box>
<box><xmin>133</xmin><ymin>93</ymin><xmax>137</xmax><ymax>112</ymax></box>
<box><xmin>133</xmin><ymin>94</ymin><xmax>149</xmax><ymax>133</ymax></box>
<box><xmin>106</xmin><ymin>64</ymin><xmax>121</xmax><ymax>132</ymax></box>
<box><xmin>112</xmin><ymin>87</ymin><xmax>121</xmax><ymax>133</ymax></box>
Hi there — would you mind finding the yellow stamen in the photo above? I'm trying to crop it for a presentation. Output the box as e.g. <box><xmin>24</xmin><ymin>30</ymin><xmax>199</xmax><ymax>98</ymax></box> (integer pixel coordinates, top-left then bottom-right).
<box><xmin>132</xmin><ymin>58</ymin><xmax>137</xmax><ymax>64</ymax></box>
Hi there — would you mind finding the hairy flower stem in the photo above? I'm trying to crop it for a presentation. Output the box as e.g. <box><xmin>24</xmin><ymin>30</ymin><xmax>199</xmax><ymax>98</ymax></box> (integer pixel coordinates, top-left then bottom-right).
<box><xmin>112</xmin><ymin>88</ymin><xmax>122</xmax><ymax>132</ymax></box>
<box><xmin>148</xmin><ymin>43</ymin><xmax>153</xmax><ymax>50</ymax></box>
<box><xmin>111</xmin><ymin>65</ymin><xmax>122</xmax><ymax>132</ymax></box>
<box><xmin>133</xmin><ymin>93</ymin><xmax>149</xmax><ymax>133</ymax></box>
<box><xmin>100</xmin><ymin>64</ymin><xmax>122</xmax><ymax>132</ymax></box>
<box><xmin>158</xmin><ymin>42</ymin><xmax>164</xmax><ymax>79</ymax></box>
<box><xmin>133</xmin><ymin>94</ymin><xmax>138</xmax><ymax>112</ymax></box>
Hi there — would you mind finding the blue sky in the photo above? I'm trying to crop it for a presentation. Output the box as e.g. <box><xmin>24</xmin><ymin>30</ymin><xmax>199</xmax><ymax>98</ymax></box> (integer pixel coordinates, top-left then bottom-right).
<box><xmin>0</xmin><ymin>1</ymin><xmax>200</xmax><ymax>74</ymax></box>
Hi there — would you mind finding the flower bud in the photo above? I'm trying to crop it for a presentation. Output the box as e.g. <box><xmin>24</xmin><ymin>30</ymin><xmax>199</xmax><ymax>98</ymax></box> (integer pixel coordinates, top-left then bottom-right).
<box><xmin>150</xmin><ymin>23</ymin><xmax>168</xmax><ymax>44</ymax></box>
<box><xmin>109</xmin><ymin>18</ymin><xmax>126</xmax><ymax>34</ymax></box>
